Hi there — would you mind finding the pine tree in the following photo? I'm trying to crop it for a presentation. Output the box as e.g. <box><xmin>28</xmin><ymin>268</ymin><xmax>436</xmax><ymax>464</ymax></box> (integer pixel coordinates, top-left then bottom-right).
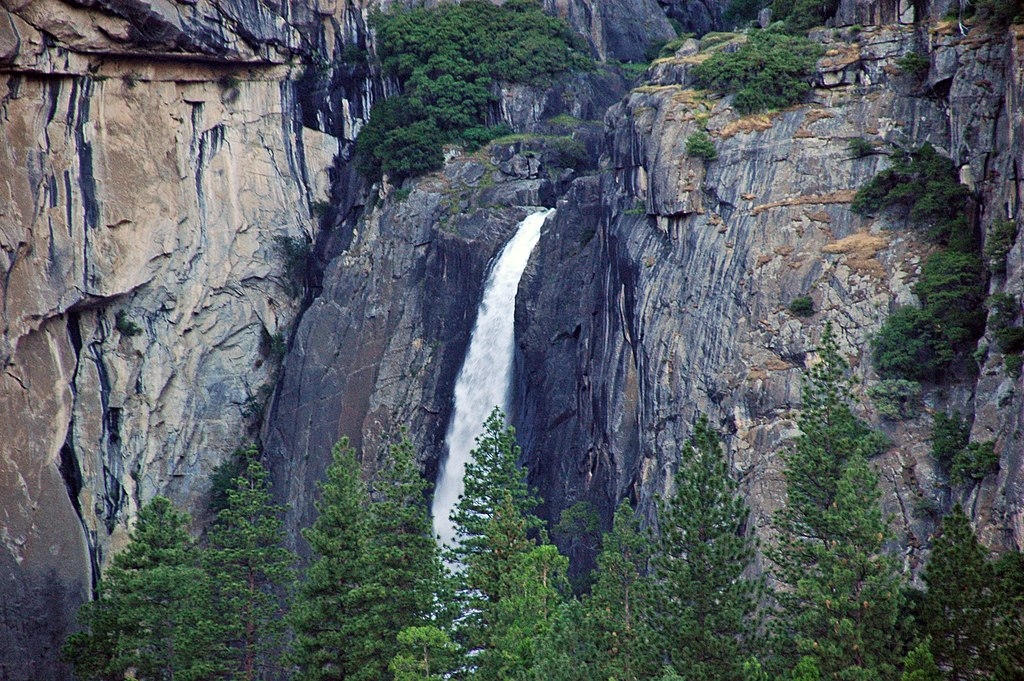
<box><xmin>447</xmin><ymin>410</ymin><xmax>545</xmax><ymax>666</ymax></box>
<box><xmin>203</xmin><ymin>445</ymin><xmax>296</xmax><ymax>681</ymax></box>
<box><xmin>346</xmin><ymin>433</ymin><xmax>444</xmax><ymax>681</ymax></box>
<box><xmin>448</xmin><ymin>407</ymin><xmax>540</xmax><ymax>571</ymax></box>
<box><xmin>579</xmin><ymin>501</ymin><xmax>658</xmax><ymax>681</ymax></box>
<box><xmin>771</xmin><ymin>323</ymin><xmax>904</xmax><ymax>680</ymax></box>
<box><xmin>652</xmin><ymin>416</ymin><xmax>764</xmax><ymax>681</ymax></box>
<box><xmin>902</xmin><ymin>640</ymin><xmax>941</xmax><ymax>681</ymax></box>
<box><xmin>63</xmin><ymin>497</ymin><xmax>223</xmax><ymax>681</ymax></box>
<box><xmin>921</xmin><ymin>504</ymin><xmax>998</xmax><ymax>680</ymax></box>
<box><xmin>993</xmin><ymin>550</ymin><xmax>1024</xmax><ymax>679</ymax></box>
<box><xmin>389</xmin><ymin>625</ymin><xmax>461</xmax><ymax>681</ymax></box>
<box><xmin>289</xmin><ymin>438</ymin><xmax>369</xmax><ymax>681</ymax></box>
<box><xmin>478</xmin><ymin>527</ymin><xmax>569</xmax><ymax>680</ymax></box>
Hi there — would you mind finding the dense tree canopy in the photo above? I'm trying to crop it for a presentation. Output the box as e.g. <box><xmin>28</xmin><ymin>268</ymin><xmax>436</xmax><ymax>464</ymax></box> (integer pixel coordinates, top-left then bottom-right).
<box><xmin>357</xmin><ymin>0</ymin><xmax>589</xmax><ymax>181</ymax></box>
<box><xmin>63</xmin><ymin>374</ymin><xmax>1022</xmax><ymax>681</ymax></box>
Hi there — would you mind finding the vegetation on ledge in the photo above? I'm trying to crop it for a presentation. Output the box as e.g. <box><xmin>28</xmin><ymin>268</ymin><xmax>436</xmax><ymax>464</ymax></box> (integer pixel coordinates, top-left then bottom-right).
<box><xmin>691</xmin><ymin>28</ymin><xmax>822</xmax><ymax>114</ymax></box>
<box><xmin>356</xmin><ymin>0</ymin><xmax>591</xmax><ymax>182</ymax></box>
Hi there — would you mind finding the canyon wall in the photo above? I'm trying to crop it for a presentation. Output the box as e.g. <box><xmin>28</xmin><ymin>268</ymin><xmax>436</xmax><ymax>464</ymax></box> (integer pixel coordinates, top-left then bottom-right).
<box><xmin>4</xmin><ymin>0</ymin><xmax>1023</xmax><ymax>676</ymax></box>
<box><xmin>517</xmin><ymin>18</ymin><xmax>1024</xmax><ymax>565</ymax></box>
<box><xmin>0</xmin><ymin>1</ymin><xmax>366</xmax><ymax>675</ymax></box>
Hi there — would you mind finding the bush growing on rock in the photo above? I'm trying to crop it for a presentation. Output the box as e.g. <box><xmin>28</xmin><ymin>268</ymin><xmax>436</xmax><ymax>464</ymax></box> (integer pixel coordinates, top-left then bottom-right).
<box><xmin>860</xmin><ymin>143</ymin><xmax>988</xmax><ymax>381</ymax></box>
<box><xmin>984</xmin><ymin>218</ymin><xmax>1018</xmax><ymax>274</ymax></box>
<box><xmin>685</xmin><ymin>131</ymin><xmax>718</xmax><ymax>160</ymax></box>
<box><xmin>787</xmin><ymin>296</ymin><xmax>814</xmax><ymax>317</ymax></box>
<box><xmin>951</xmin><ymin>441</ymin><xmax>999</xmax><ymax>484</ymax></box>
<box><xmin>691</xmin><ymin>29</ymin><xmax>822</xmax><ymax>114</ymax></box>
<box><xmin>867</xmin><ymin>379</ymin><xmax>921</xmax><ymax>419</ymax></box>
<box><xmin>872</xmin><ymin>307</ymin><xmax>953</xmax><ymax>381</ymax></box>
<box><xmin>851</xmin><ymin>143</ymin><xmax>971</xmax><ymax>245</ymax></box>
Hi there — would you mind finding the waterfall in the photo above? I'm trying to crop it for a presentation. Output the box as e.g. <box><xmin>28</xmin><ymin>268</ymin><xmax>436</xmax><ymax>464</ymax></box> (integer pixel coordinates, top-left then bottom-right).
<box><xmin>431</xmin><ymin>208</ymin><xmax>554</xmax><ymax>550</ymax></box>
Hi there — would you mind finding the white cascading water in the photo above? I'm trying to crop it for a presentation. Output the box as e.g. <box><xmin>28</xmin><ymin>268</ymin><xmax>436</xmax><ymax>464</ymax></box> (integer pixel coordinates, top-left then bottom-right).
<box><xmin>431</xmin><ymin>208</ymin><xmax>555</xmax><ymax>550</ymax></box>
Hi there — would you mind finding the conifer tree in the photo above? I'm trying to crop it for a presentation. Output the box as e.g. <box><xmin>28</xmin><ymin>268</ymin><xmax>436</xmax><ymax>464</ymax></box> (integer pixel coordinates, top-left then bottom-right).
<box><xmin>449</xmin><ymin>407</ymin><xmax>540</xmax><ymax>570</ymax></box>
<box><xmin>347</xmin><ymin>434</ymin><xmax>444</xmax><ymax>681</ymax></box>
<box><xmin>480</xmin><ymin>540</ymin><xmax>570</xmax><ymax>680</ymax></box>
<box><xmin>63</xmin><ymin>497</ymin><xmax>223</xmax><ymax>681</ymax></box>
<box><xmin>921</xmin><ymin>504</ymin><xmax>998</xmax><ymax>680</ymax></box>
<box><xmin>289</xmin><ymin>438</ymin><xmax>369</xmax><ymax>681</ymax></box>
<box><xmin>993</xmin><ymin>550</ymin><xmax>1024</xmax><ymax>679</ymax></box>
<box><xmin>389</xmin><ymin>625</ymin><xmax>461</xmax><ymax>681</ymax></box>
<box><xmin>447</xmin><ymin>410</ymin><xmax>544</xmax><ymax>664</ymax></box>
<box><xmin>652</xmin><ymin>416</ymin><xmax>764</xmax><ymax>681</ymax></box>
<box><xmin>579</xmin><ymin>501</ymin><xmax>658</xmax><ymax>681</ymax></box>
<box><xmin>203</xmin><ymin>445</ymin><xmax>296</xmax><ymax>681</ymax></box>
<box><xmin>771</xmin><ymin>323</ymin><xmax>903</xmax><ymax>680</ymax></box>
<box><xmin>902</xmin><ymin>640</ymin><xmax>941</xmax><ymax>681</ymax></box>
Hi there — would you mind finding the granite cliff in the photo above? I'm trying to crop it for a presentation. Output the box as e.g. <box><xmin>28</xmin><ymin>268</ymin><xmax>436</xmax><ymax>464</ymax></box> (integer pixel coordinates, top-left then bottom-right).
<box><xmin>2</xmin><ymin>0</ymin><xmax>1023</xmax><ymax>676</ymax></box>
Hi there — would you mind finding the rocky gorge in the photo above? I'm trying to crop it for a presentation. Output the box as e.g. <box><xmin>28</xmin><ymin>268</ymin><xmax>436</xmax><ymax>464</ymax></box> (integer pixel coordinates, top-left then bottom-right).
<box><xmin>1</xmin><ymin>0</ymin><xmax>1022</xmax><ymax>677</ymax></box>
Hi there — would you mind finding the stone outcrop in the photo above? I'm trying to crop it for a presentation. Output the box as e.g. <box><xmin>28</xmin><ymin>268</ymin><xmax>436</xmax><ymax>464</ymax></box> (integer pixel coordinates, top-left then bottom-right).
<box><xmin>544</xmin><ymin>0</ymin><xmax>677</xmax><ymax>62</ymax></box>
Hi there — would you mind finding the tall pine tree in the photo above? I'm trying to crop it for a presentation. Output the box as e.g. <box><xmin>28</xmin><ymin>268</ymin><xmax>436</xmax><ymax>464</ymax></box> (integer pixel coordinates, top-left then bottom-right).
<box><xmin>579</xmin><ymin>501</ymin><xmax>658</xmax><ymax>681</ymax></box>
<box><xmin>289</xmin><ymin>438</ymin><xmax>369</xmax><ymax>681</ymax></box>
<box><xmin>448</xmin><ymin>407</ymin><xmax>540</xmax><ymax>571</ymax></box>
<box><xmin>63</xmin><ymin>497</ymin><xmax>223</xmax><ymax>681</ymax></box>
<box><xmin>346</xmin><ymin>433</ymin><xmax>444</xmax><ymax>681</ymax></box>
<box><xmin>203</xmin><ymin>445</ymin><xmax>296</xmax><ymax>681</ymax></box>
<box><xmin>652</xmin><ymin>416</ymin><xmax>764</xmax><ymax>681</ymax></box>
<box><xmin>447</xmin><ymin>409</ymin><xmax>546</xmax><ymax>668</ymax></box>
<box><xmin>771</xmin><ymin>324</ymin><xmax>903</xmax><ymax>680</ymax></box>
<box><xmin>921</xmin><ymin>504</ymin><xmax>998</xmax><ymax>680</ymax></box>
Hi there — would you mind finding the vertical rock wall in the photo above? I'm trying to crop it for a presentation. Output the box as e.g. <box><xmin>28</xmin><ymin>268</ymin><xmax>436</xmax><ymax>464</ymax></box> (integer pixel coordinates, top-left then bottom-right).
<box><xmin>0</xmin><ymin>1</ymin><xmax>361</xmax><ymax>675</ymax></box>
<box><xmin>518</xmin><ymin>22</ymin><xmax>1024</xmax><ymax>568</ymax></box>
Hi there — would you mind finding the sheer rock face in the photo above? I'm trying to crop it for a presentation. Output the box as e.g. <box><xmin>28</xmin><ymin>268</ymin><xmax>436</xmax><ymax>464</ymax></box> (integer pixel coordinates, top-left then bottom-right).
<box><xmin>0</xmin><ymin>1</ymin><xmax>361</xmax><ymax>676</ymax></box>
<box><xmin>543</xmin><ymin>0</ymin><xmax>676</xmax><ymax>62</ymax></box>
<box><xmin>261</xmin><ymin>141</ymin><xmax>603</xmax><ymax>547</ymax></box>
<box><xmin>0</xmin><ymin>0</ymin><xmax>667</xmax><ymax>671</ymax></box>
<box><xmin>518</xmin><ymin>24</ymin><xmax>1024</xmax><ymax>566</ymax></box>
<box><xmin>5</xmin><ymin>0</ymin><xmax>1024</xmax><ymax>676</ymax></box>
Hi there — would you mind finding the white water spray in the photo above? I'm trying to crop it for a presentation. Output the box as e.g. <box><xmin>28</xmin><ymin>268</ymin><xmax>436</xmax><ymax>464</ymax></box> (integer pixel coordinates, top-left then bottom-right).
<box><xmin>431</xmin><ymin>208</ymin><xmax>554</xmax><ymax>550</ymax></box>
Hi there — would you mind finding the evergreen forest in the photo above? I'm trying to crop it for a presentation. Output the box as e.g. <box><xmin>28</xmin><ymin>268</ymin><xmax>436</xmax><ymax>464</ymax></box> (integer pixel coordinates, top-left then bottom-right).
<box><xmin>63</xmin><ymin>326</ymin><xmax>1024</xmax><ymax>681</ymax></box>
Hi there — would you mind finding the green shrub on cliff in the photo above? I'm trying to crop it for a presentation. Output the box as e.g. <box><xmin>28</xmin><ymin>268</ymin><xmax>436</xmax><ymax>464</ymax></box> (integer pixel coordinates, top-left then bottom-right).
<box><xmin>984</xmin><ymin>218</ymin><xmax>1018</xmax><ymax>274</ymax></box>
<box><xmin>686</xmin><ymin>131</ymin><xmax>718</xmax><ymax>160</ymax></box>
<box><xmin>770</xmin><ymin>0</ymin><xmax>840</xmax><ymax>32</ymax></box>
<box><xmin>692</xmin><ymin>29</ymin><xmax>822</xmax><ymax>114</ymax></box>
<box><xmin>358</xmin><ymin>0</ymin><xmax>590</xmax><ymax>182</ymax></box>
<box><xmin>859</xmin><ymin>143</ymin><xmax>989</xmax><ymax>380</ymax></box>
<box><xmin>851</xmin><ymin>143</ymin><xmax>971</xmax><ymax>245</ymax></box>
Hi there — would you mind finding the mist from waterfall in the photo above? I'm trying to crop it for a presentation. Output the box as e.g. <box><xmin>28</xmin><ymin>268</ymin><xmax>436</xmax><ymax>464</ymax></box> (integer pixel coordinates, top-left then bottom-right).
<box><xmin>431</xmin><ymin>208</ymin><xmax>554</xmax><ymax>550</ymax></box>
